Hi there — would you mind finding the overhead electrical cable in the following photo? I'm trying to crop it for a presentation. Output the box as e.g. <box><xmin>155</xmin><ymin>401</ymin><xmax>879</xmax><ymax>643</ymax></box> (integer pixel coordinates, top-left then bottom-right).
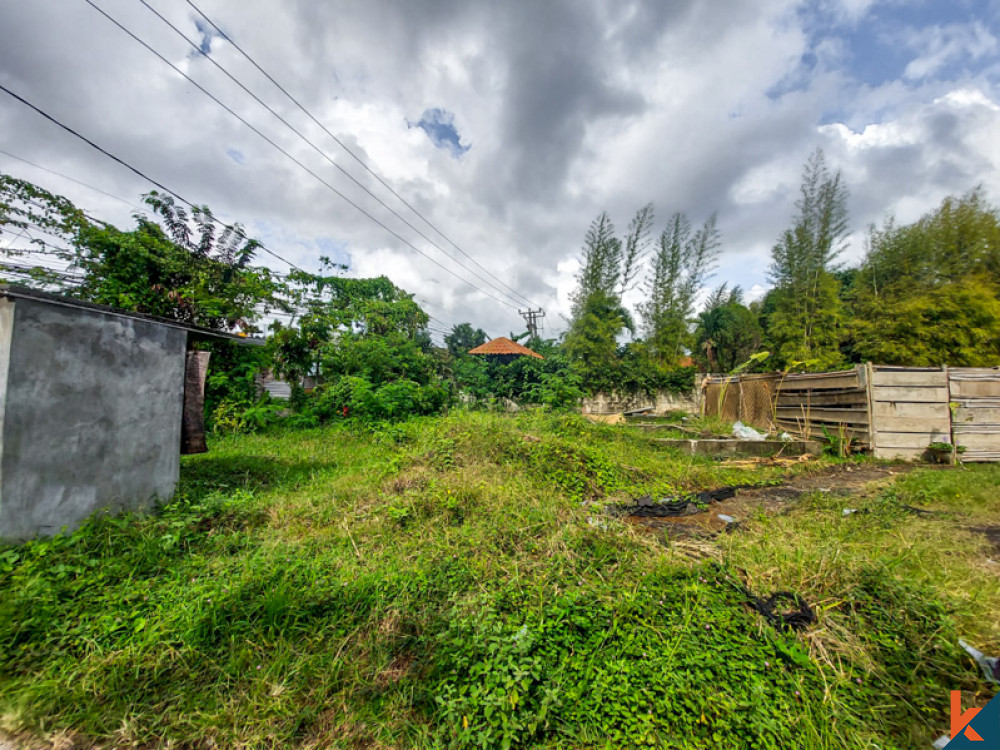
<box><xmin>0</xmin><ymin>90</ymin><xmax>470</xmax><ymax>333</ymax></box>
<box><xmin>80</xmin><ymin>0</ymin><xmax>517</xmax><ymax>312</ymax></box>
<box><xmin>0</xmin><ymin>147</ymin><xmax>145</xmax><ymax>212</ymax></box>
<box><xmin>139</xmin><ymin>0</ymin><xmax>529</xmax><ymax>312</ymax></box>
<box><xmin>0</xmin><ymin>81</ymin><xmax>304</xmax><ymax>272</ymax></box>
<box><xmin>182</xmin><ymin>0</ymin><xmax>542</xmax><ymax>311</ymax></box>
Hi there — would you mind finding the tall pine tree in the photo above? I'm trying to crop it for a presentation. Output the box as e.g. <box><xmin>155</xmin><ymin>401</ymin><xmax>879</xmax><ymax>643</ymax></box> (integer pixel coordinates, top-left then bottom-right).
<box><xmin>639</xmin><ymin>212</ymin><xmax>720</xmax><ymax>363</ymax></box>
<box><xmin>765</xmin><ymin>149</ymin><xmax>848</xmax><ymax>369</ymax></box>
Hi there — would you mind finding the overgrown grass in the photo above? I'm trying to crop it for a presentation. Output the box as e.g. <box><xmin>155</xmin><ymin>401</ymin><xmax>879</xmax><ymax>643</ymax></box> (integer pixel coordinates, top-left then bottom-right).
<box><xmin>0</xmin><ymin>411</ymin><xmax>996</xmax><ymax>748</ymax></box>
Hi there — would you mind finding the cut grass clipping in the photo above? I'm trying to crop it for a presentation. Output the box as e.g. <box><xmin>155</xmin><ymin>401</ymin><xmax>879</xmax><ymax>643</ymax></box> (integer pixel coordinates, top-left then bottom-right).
<box><xmin>1</xmin><ymin>411</ymin><xmax>997</xmax><ymax>748</ymax></box>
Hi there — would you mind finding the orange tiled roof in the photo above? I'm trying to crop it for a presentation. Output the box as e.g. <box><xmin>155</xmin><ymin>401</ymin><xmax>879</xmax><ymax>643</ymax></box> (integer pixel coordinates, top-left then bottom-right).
<box><xmin>468</xmin><ymin>337</ymin><xmax>544</xmax><ymax>359</ymax></box>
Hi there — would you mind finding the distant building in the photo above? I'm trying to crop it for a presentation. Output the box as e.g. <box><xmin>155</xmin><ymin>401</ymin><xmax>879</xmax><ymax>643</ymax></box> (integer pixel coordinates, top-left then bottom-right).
<box><xmin>0</xmin><ymin>285</ymin><xmax>259</xmax><ymax>541</ymax></box>
<box><xmin>468</xmin><ymin>336</ymin><xmax>544</xmax><ymax>364</ymax></box>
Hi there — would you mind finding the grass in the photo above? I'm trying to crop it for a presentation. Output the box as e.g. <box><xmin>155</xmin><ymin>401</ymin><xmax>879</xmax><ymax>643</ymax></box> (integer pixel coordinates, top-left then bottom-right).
<box><xmin>0</xmin><ymin>410</ymin><xmax>997</xmax><ymax>748</ymax></box>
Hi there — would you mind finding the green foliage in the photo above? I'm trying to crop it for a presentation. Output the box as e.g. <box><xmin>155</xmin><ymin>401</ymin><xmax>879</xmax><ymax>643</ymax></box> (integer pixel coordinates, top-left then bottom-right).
<box><xmin>454</xmin><ymin>348</ymin><xmax>584</xmax><ymax>409</ymax></box>
<box><xmin>852</xmin><ymin>276</ymin><xmax>1000</xmax><ymax>365</ymax></box>
<box><xmin>640</xmin><ymin>212</ymin><xmax>721</xmax><ymax>364</ymax></box>
<box><xmin>693</xmin><ymin>284</ymin><xmax>763</xmax><ymax>372</ymax></box>
<box><xmin>766</xmin><ymin>149</ymin><xmax>849</xmax><ymax>369</ymax></box>
<box><xmin>569</xmin><ymin>211</ymin><xmax>624</xmax><ymax>318</ymax></box>
<box><xmin>848</xmin><ymin>190</ymin><xmax>1000</xmax><ymax>365</ymax></box>
<box><xmin>858</xmin><ymin>189</ymin><xmax>1000</xmax><ymax>295</ymax></box>
<box><xmin>444</xmin><ymin>322</ymin><xmax>488</xmax><ymax>359</ymax></box>
<box><xmin>0</xmin><ymin>415</ymin><xmax>996</xmax><ymax>748</ymax></box>
<box><xmin>563</xmin><ymin>288</ymin><xmax>632</xmax><ymax>383</ymax></box>
<box><xmin>0</xmin><ymin>175</ymin><xmax>281</xmax><ymax>333</ymax></box>
<box><xmin>315</xmin><ymin>374</ymin><xmax>450</xmax><ymax>422</ymax></box>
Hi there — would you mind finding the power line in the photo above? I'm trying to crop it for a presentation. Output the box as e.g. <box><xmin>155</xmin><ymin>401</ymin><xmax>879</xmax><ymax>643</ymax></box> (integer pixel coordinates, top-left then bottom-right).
<box><xmin>80</xmin><ymin>0</ymin><xmax>517</xmax><ymax>312</ymax></box>
<box><xmin>182</xmin><ymin>0</ymin><xmax>543</xmax><ymax>311</ymax></box>
<box><xmin>0</xmin><ymin>147</ymin><xmax>145</xmax><ymax>212</ymax></box>
<box><xmin>0</xmin><ymin>93</ymin><xmax>477</xmax><ymax>336</ymax></box>
<box><xmin>138</xmin><ymin>0</ymin><xmax>531</xmax><ymax>313</ymax></box>
<box><xmin>0</xmin><ymin>81</ymin><xmax>303</xmax><ymax>272</ymax></box>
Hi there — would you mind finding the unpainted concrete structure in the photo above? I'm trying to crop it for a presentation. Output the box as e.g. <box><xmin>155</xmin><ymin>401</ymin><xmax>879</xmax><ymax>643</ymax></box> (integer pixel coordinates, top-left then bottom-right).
<box><xmin>0</xmin><ymin>285</ymin><xmax>254</xmax><ymax>541</ymax></box>
<box><xmin>0</xmin><ymin>294</ymin><xmax>187</xmax><ymax>540</ymax></box>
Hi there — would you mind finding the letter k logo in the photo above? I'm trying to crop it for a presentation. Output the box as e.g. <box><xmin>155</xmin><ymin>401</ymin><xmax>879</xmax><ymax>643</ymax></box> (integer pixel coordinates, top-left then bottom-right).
<box><xmin>953</xmin><ymin>691</ymin><xmax>984</xmax><ymax>742</ymax></box>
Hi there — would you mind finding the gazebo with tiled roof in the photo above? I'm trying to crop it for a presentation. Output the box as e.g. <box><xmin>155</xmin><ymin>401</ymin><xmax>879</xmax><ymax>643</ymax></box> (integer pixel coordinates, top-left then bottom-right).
<box><xmin>468</xmin><ymin>336</ymin><xmax>544</xmax><ymax>363</ymax></box>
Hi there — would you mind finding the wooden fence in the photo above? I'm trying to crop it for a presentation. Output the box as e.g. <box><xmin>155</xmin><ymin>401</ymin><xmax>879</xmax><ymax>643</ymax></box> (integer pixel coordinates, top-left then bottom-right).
<box><xmin>870</xmin><ymin>366</ymin><xmax>950</xmax><ymax>460</ymax></box>
<box><xmin>774</xmin><ymin>368</ymin><xmax>871</xmax><ymax>450</ymax></box>
<box><xmin>949</xmin><ymin>368</ymin><xmax>1000</xmax><ymax>462</ymax></box>
<box><xmin>703</xmin><ymin>364</ymin><xmax>1000</xmax><ymax>461</ymax></box>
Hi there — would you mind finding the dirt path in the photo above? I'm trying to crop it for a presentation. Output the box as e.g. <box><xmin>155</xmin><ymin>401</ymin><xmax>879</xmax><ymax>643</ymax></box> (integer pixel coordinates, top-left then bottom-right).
<box><xmin>625</xmin><ymin>463</ymin><xmax>918</xmax><ymax>537</ymax></box>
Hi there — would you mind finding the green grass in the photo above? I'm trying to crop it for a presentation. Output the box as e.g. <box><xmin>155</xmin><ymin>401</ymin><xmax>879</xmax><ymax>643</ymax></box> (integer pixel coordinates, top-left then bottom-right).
<box><xmin>0</xmin><ymin>411</ymin><xmax>996</xmax><ymax>748</ymax></box>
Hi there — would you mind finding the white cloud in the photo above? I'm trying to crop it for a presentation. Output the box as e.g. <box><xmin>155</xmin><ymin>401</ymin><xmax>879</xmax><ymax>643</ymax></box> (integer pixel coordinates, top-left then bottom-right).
<box><xmin>903</xmin><ymin>22</ymin><xmax>998</xmax><ymax>80</ymax></box>
<box><xmin>1</xmin><ymin>0</ymin><xmax>999</xmax><ymax>339</ymax></box>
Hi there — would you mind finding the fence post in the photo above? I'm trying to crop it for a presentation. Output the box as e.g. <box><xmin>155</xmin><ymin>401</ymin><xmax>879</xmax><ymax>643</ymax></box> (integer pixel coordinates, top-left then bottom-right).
<box><xmin>863</xmin><ymin>362</ymin><xmax>876</xmax><ymax>453</ymax></box>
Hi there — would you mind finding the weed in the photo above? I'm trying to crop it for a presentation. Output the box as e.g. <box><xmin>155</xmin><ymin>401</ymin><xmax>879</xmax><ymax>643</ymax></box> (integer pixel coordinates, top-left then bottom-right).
<box><xmin>0</xmin><ymin>413</ymin><xmax>995</xmax><ymax>748</ymax></box>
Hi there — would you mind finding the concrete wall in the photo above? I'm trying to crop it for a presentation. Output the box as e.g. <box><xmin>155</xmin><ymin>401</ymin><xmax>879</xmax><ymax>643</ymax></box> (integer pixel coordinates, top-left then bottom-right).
<box><xmin>0</xmin><ymin>297</ymin><xmax>187</xmax><ymax>541</ymax></box>
<box><xmin>581</xmin><ymin>388</ymin><xmax>700</xmax><ymax>416</ymax></box>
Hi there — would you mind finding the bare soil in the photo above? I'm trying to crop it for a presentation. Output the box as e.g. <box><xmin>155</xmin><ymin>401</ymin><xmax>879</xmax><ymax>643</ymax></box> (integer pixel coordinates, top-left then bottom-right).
<box><xmin>969</xmin><ymin>525</ymin><xmax>1000</xmax><ymax>556</ymax></box>
<box><xmin>625</xmin><ymin>462</ymin><xmax>918</xmax><ymax>538</ymax></box>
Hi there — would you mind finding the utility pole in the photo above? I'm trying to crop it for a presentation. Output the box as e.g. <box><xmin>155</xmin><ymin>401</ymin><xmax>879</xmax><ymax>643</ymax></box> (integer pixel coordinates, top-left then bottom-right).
<box><xmin>519</xmin><ymin>308</ymin><xmax>545</xmax><ymax>339</ymax></box>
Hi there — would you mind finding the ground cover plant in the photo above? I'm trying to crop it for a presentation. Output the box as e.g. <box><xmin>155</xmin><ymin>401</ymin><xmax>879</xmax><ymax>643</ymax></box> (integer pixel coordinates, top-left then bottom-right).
<box><xmin>0</xmin><ymin>412</ymin><xmax>997</xmax><ymax>749</ymax></box>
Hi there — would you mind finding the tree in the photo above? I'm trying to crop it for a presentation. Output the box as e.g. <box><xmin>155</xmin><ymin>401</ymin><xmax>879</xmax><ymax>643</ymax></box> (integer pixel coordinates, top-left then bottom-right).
<box><xmin>639</xmin><ymin>212</ymin><xmax>720</xmax><ymax>363</ymax></box>
<box><xmin>765</xmin><ymin>149</ymin><xmax>849</xmax><ymax>369</ymax></box>
<box><xmin>444</xmin><ymin>322</ymin><xmax>488</xmax><ymax>358</ymax></box>
<box><xmin>619</xmin><ymin>203</ymin><xmax>654</xmax><ymax>296</ymax></box>
<box><xmin>565</xmin><ymin>209</ymin><xmax>641</xmax><ymax>384</ymax></box>
<box><xmin>847</xmin><ymin>190</ymin><xmax>1000</xmax><ymax>365</ymax></box>
<box><xmin>693</xmin><ymin>284</ymin><xmax>763</xmax><ymax>372</ymax></box>
<box><xmin>270</xmin><ymin>264</ymin><xmax>430</xmax><ymax>388</ymax></box>
<box><xmin>852</xmin><ymin>278</ymin><xmax>1000</xmax><ymax>366</ymax></box>
<box><xmin>856</xmin><ymin>189</ymin><xmax>1000</xmax><ymax>298</ymax></box>
<box><xmin>570</xmin><ymin>212</ymin><xmax>622</xmax><ymax>320</ymax></box>
<box><xmin>0</xmin><ymin>174</ymin><xmax>279</xmax><ymax>332</ymax></box>
<box><xmin>564</xmin><ymin>288</ymin><xmax>633</xmax><ymax>379</ymax></box>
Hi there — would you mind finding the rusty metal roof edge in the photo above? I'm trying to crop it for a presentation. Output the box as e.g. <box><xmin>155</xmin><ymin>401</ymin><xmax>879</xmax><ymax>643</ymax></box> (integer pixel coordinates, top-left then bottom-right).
<box><xmin>0</xmin><ymin>284</ymin><xmax>265</xmax><ymax>345</ymax></box>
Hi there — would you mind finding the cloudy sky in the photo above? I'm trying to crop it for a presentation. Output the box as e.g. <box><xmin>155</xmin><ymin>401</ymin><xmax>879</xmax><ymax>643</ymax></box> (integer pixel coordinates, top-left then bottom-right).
<box><xmin>2</xmin><ymin>0</ymin><xmax>999</xmax><ymax>339</ymax></box>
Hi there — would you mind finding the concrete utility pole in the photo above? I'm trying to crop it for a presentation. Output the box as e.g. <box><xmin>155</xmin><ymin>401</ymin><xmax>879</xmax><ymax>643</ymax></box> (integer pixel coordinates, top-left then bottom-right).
<box><xmin>519</xmin><ymin>308</ymin><xmax>545</xmax><ymax>338</ymax></box>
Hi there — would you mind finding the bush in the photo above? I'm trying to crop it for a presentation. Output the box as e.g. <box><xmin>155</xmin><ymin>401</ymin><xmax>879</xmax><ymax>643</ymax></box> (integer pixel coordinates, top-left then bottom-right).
<box><xmin>314</xmin><ymin>376</ymin><xmax>453</xmax><ymax>422</ymax></box>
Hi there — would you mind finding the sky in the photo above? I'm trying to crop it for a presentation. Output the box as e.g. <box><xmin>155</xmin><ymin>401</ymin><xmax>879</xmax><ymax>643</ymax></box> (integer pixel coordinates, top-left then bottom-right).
<box><xmin>2</xmin><ymin>0</ymin><xmax>999</xmax><ymax>340</ymax></box>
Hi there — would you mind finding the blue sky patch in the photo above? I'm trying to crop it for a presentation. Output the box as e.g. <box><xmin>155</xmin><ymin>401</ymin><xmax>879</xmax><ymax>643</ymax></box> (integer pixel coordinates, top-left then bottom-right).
<box><xmin>226</xmin><ymin>148</ymin><xmax>245</xmax><ymax>165</ymax></box>
<box><xmin>193</xmin><ymin>18</ymin><xmax>220</xmax><ymax>56</ymax></box>
<box><xmin>767</xmin><ymin>0</ymin><xmax>1000</xmax><ymax>100</ymax></box>
<box><xmin>409</xmin><ymin>108</ymin><xmax>470</xmax><ymax>157</ymax></box>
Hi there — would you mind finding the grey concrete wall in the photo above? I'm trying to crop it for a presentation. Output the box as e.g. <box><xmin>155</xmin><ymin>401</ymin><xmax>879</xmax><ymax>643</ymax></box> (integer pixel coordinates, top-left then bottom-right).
<box><xmin>581</xmin><ymin>388</ymin><xmax>700</xmax><ymax>416</ymax></box>
<box><xmin>0</xmin><ymin>297</ymin><xmax>187</xmax><ymax>541</ymax></box>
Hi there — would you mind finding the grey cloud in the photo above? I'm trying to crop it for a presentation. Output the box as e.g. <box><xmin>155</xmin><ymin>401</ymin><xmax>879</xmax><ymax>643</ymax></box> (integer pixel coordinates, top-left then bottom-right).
<box><xmin>2</xmin><ymin>0</ymin><xmax>1000</xmax><ymax>337</ymax></box>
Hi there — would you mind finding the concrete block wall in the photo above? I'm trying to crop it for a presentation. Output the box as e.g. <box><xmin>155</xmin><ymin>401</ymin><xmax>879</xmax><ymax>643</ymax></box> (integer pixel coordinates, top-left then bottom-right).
<box><xmin>0</xmin><ymin>296</ymin><xmax>187</xmax><ymax>541</ymax></box>
<box><xmin>580</xmin><ymin>388</ymin><xmax>700</xmax><ymax>415</ymax></box>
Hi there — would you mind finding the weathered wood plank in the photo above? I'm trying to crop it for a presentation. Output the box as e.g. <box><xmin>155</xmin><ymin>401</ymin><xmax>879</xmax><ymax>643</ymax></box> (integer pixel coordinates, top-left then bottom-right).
<box><xmin>954</xmin><ymin>432</ymin><xmax>1000</xmax><ymax>450</ymax></box>
<box><xmin>954</xmin><ymin>406</ymin><xmax>1000</xmax><ymax>424</ymax></box>
<box><xmin>774</xmin><ymin>407</ymin><xmax>868</xmax><ymax>422</ymax></box>
<box><xmin>873</xmin><ymin>446</ymin><xmax>929</xmax><ymax>461</ymax></box>
<box><xmin>779</xmin><ymin>372</ymin><xmax>860</xmax><ymax>391</ymax></box>
<box><xmin>872</xmin><ymin>371</ymin><xmax>947</xmax><ymax>387</ymax></box>
<box><xmin>874</xmin><ymin>416</ymin><xmax>951</xmax><ymax>433</ymax></box>
<box><xmin>777</xmin><ymin>421</ymin><xmax>869</xmax><ymax>441</ymax></box>
<box><xmin>778</xmin><ymin>388</ymin><xmax>868</xmax><ymax>408</ymax></box>
<box><xmin>872</xmin><ymin>386</ymin><xmax>950</xmax><ymax>403</ymax></box>
<box><xmin>875</xmin><ymin>430</ymin><xmax>951</xmax><ymax>449</ymax></box>
<box><xmin>953</xmin><ymin>424</ymin><xmax>1000</xmax><ymax>434</ymax></box>
<box><xmin>962</xmin><ymin>451</ymin><xmax>1000</xmax><ymax>462</ymax></box>
<box><xmin>872</xmin><ymin>401</ymin><xmax>950</xmax><ymax>418</ymax></box>
<box><xmin>950</xmin><ymin>380</ymin><xmax>1000</xmax><ymax>398</ymax></box>
<box><xmin>948</xmin><ymin>368</ymin><xmax>1000</xmax><ymax>378</ymax></box>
